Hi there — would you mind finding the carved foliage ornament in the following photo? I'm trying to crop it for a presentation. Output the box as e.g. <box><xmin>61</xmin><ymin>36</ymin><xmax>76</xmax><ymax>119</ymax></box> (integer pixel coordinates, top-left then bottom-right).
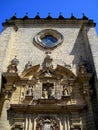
<box><xmin>36</xmin><ymin>116</ymin><xmax>59</xmax><ymax>130</ymax></box>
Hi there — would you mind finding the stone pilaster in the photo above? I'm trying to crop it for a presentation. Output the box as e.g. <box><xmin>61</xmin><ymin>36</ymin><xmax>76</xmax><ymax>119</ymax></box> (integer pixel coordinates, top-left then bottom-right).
<box><xmin>78</xmin><ymin>69</ymin><xmax>96</xmax><ymax>130</ymax></box>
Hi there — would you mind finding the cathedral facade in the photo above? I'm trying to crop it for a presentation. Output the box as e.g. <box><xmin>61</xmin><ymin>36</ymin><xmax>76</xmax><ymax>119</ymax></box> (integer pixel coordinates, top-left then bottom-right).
<box><xmin>0</xmin><ymin>14</ymin><xmax>98</xmax><ymax>130</ymax></box>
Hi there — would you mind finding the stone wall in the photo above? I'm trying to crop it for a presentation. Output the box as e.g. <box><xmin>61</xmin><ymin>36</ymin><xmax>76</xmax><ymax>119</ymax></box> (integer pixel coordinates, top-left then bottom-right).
<box><xmin>0</xmin><ymin>24</ymin><xmax>90</xmax><ymax>76</ymax></box>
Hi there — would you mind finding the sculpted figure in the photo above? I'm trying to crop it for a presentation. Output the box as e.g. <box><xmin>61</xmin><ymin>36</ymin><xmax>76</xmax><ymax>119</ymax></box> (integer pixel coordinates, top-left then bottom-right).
<box><xmin>24</xmin><ymin>61</ymin><xmax>32</xmax><ymax>70</ymax></box>
<box><xmin>42</xmin><ymin>89</ymin><xmax>48</xmax><ymax>99</ymax></box>
<box><xmin>25</xmin><ymin>85</ymin><xmax>33</xmax><ymax>96</ymax></box>
<box><xmin>63</xmin><ymin>82</ymin><xmax>73</xmax><ymax>96</ymax></box>
<box><xmin>43</xmin><ymin>55</ymin><xmax>53</xmax><ymax>70</ymax></box>
<box><xmin>48</xmin><ymin>87</ymin><xmax>55</xmax><ymax>99</ymax></box>
<box><xmin>63</xmin><ymin>84</ymin><xmax>69</xmax><ymax>96</ymax></box>
<box><xmin>67</xmin><ymin>83</ymin><xmax>73</xmax><ymax>95</ymax></box>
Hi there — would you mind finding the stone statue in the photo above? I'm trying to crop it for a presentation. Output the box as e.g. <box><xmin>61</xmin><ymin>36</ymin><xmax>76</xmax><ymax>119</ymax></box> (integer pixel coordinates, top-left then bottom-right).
<box><xmin>7</xmin><ymin>56</ymin><xmax>19</xmax><ymax>73</ymax></box>
<box><xmin>67</xmin><ymin>83</ymin><xmax>73</xmax><ymax>95</ymax></box>
<box><xmin>63</xmin><ymin>82</ymin><xmax>73</xmax><ymax>96</ymax></box>
<box><xmin>63</xmin><ymin>85</ymin><xmax>69</xmax><ymax>96</ymax></box>
<box><xmin>42</xmin><ymin>89</ymin><xmax>48</xmax><ymax>99</ymax></box>
<box><xmin>48</xmin><ymin>87</ymin><xmax>55</xmax><ymax>99</ymax></box>
<box><xmin>43</xmin><ymin>55</ymin><xmax>53</xmax><ymax>70</ymax></box>
<box><xmin>24</xmin><ymin>61</ymin><xmax>32</xmax><ymax>70</ymax></box>
<box><xmin>25</xmin><ymin>85</ymin><xmax>33</xmax><ymax>96</ymax></box>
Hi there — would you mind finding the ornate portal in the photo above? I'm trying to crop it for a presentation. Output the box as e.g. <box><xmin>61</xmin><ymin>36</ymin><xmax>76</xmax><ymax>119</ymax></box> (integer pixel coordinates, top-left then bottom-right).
<box><xmin>1</xmin><ymin>56</ymin><xmax>91</xmax><ymax>130</ymax></box>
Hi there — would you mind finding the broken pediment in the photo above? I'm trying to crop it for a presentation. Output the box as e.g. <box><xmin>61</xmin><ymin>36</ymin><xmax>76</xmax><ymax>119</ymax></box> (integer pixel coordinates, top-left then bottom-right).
<box><xmin>21</xmin><ymin>63</ymin><xmax>76</xmax><ymax>81</ymax></box>
<box><xmin>21</xmin><ymin>64</ymin><xmax>40</xmax><ymax>78</ymax></box>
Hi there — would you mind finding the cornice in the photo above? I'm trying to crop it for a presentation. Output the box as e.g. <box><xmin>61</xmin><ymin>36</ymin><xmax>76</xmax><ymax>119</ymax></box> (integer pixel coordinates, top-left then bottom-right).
<box><xmin>2</xmin><ymin>18</ymin><xmax>96</xmax><ymax>29</ymax></box>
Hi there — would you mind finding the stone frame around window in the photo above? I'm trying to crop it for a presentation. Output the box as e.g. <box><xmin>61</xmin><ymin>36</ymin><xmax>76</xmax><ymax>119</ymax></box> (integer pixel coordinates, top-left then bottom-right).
<box><xmin>33</xmin><ymin>29</ymin><xmax>64</xmax><ymax>50</ymax></box>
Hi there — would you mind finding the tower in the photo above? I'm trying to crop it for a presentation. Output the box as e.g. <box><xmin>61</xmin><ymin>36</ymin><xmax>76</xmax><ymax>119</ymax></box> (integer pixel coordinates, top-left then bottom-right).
<box><xmin>0</xmin><ymin>13</ymin><xmax>98</xmax><ymax>130</ymax></box>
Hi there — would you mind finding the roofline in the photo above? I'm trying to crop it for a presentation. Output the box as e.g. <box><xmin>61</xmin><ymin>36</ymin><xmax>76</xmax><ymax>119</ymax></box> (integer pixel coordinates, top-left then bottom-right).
<box><xmin>2</xmin><ymin>15</ymin><xmax>96</xmax><ymax>30</ymax></box>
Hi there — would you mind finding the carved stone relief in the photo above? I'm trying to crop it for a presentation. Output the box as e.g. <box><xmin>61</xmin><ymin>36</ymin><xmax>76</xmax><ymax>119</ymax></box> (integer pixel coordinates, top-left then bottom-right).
<box><xmin>25</xmin><ymin>85</ymin><xmax>33</xmax><ymax>96</ymax></box>
<box><xmin>7</xmin><ymin>56</ymin><xmax>19</xmax><ymax>73</ymax></box>
<box><xmin>36</xmin><ymin>116</ymin><xmax>60</xmax><ymax>130</ymax></box>
<box><xmin>41</xmin><ymin>83</ymin><xmax>55</xmax><ymax>99</ymax></box>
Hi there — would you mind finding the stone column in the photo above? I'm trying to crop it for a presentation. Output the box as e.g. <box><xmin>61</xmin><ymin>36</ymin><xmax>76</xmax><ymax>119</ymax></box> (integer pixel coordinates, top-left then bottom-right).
<box><xmin>28</xmin><ymin>115</ymin><xmax>32</xmax><ymax>130</ymax></box>
<box><xmin>66</xmin><ymin>115</ymin><xmax>70</xmax><ymax>130</ymax></box>
<box><xmin>25</xmin><ymin>115</ymin><xmax>33</xmax><ymax>130</ymax></box>
<box><xmin>25</xmin><ymin>115</ymin><xmax>28</xmax><ymax>130</ymax></box>
<box><xmin>63</xmin><ymin>115</ymin><xmax>68</xmax><ymax>130</ymax></box>
<box><xmin>25</xmin><ymin>115</ymin><xmax>32</xmax><ymax>130</ymax></box>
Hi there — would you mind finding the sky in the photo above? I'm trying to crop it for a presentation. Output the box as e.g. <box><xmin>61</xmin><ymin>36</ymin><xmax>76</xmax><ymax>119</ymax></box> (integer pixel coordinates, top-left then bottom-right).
<box><xmin>0</xmin><ymin>0</ymin><xmax>98</xmax><ymax>34</ymax></box>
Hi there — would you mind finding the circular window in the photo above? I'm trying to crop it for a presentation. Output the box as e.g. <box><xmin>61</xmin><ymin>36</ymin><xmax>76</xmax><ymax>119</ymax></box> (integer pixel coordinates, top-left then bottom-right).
<box><xmin>33</xmin><ymin>29</ymin><xmax>63</xmax><ymax>49</ymax></box>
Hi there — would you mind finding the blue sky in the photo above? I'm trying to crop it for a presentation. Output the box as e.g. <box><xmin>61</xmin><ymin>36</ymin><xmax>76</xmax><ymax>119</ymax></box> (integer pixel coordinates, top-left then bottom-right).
<box><xmin>0</xmin><ymin>0</ymin><xmax>98</xmax><ymax>34</ymax></box>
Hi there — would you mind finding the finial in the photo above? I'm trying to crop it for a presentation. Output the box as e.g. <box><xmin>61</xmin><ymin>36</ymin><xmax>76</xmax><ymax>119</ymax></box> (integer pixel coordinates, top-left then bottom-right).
<box><xmin>59</xmin><ymin>12</ymin><xmax>62</xmax><ymax>15</ymax></box>
<box><xmin>37</xmin><ymin>12</ymin><xmax>39</xmax><ymax>16</ymax></box>
<box><xmin>47</xmin><ymin>12</ymin><xmax>52</xmax><ymax>19</ymax></box>
<box><xmin>7</xmin><ymin>56</ymin><xmax>19</xmax><ymax>73</ymax></box>
<box><xmin>48</xmin><ymin>12</ymin><xmax>51</xmax><ymax>16</ymax></box>
<box><xmin>14</xmin><ymin>13</ymin><xmax>16</xmax><ymax>17</ymax></box>
<box><xmin>34</xmin><ymin>12</ymin><xmax>40</xmax><ymax>19</ymax></box>
<box><xmin>26</xmin><ymin>12</ymin><xmax>28</xmax><ymax>16</ymax></box>
<box><xmin>23</xmin><ymin>12</ymin><xmax>28</xmax><ymax>19</ymax></box>
<box><xmin>24</xmin><ymin>61</ymin><xmax>32</xmax><ymax>70</ymax></box>
<box><xmin>11</xmin><ymin>56</ymin><xmax>19</xmax><ymax>65</ymax></box>
<box><xmin>71</xmin><ymin>13</ymin><xmax>73</xmax><ymax>17</ymax></box>
<box><xmin>82</xmin><ymin>13</ymin><xmax>88</xmax><ymax>20</ymax></box>
<box><xmin>82</xmin><ymin>13</ymin><xmax>85</xmax><ymax>17</ymax></box>
<box><xmin>70</xmin><ymin>13</ymin><xmax>76</xmax><ymax>19</ymax></box>
<box><xmin>58</xmin><ymin>12</ymin><xmax>64</xmax><ymax>19</ymax></box>
<box><xmin>11</xmin><ymin>13</ymin><xmax>17</xmax><ymax>20</ymax></box>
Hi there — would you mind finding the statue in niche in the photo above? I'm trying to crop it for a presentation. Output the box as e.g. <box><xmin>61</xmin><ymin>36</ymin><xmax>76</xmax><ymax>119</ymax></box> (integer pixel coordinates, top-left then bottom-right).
<box><xmin>25</xmin><ymin>85</ymin><xmax>33</xmax><ymax>96</ymax></box>
<box><xmin>63</xmin><ymin>84</ymin><xmax>69</xmax><ymax>96</ymax></box>
<box><xmin>21</xmin><ymin>91</ymin><xmax>25</xmax><ymax>101</ymax></box>
<box><xmin>24</xmin><ymin>61</ymin><xmax>32</xmax><ymax>70</ymax></box>
<box><xmin>42</xmin><ymin>88</ymin><xmax>48</xmax><ymax>99</ymax></box>
<box><xmin>67</xmin><ymin>82</ymin><xmax>73</xmax><ymax>95</ymax></box>
<box><xmin>42</xmin><ymin>83</ymin><xmax>55</xmax><ymax>99</ymax></box>
<box><xmin>63</xmin><ymin>82</ymin><xmax>73</xmax><ymax>96</ymax></box>
<box><xmin>48</xmin><ymin>87</ymin><xmax>55</xmax><ymax>99</ymax></box>
<box><xmin>42</xmin><ymin>87</ymin><xmax>55</xmax><ymax>99</ymax></box>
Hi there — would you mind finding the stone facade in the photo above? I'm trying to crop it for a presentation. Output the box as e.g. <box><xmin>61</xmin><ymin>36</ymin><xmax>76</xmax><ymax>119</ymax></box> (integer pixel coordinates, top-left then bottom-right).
<box><xmin>0</xmin><ymin>14</ymin><xmax>98</xmax><ymax>130</ymax></box>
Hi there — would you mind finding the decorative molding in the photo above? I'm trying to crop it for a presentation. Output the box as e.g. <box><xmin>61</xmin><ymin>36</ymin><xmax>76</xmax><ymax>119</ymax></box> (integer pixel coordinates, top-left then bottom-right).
<box><xmin>33</xmin><ymin>29</ymin><xmax>64</xmax><ymax>50</ymax></box>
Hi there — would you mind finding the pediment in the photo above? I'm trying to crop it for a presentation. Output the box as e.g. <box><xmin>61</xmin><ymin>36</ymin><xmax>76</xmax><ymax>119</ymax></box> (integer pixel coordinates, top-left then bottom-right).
<box><xmin>21</xmin><ymin>64</ymin><xmax>76</xmax><ymax>80</ymax></box>
<box><xmin>56</xmin><ymin>64</ymin><xmax>76</xmax><ymax>79</ymax></box>
<box><xmin>21</xmin><ymin>64</ymin><xmax>40</xmax><ymax>78</ymax></box>
<box><xmin>33</xmin><ymin>68</ymin><xmax>63</xmax><ymax>80</ymax></box>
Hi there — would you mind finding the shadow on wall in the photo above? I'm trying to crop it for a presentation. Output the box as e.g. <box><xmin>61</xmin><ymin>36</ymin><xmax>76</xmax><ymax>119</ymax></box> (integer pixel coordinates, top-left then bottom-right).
<box><xmin>70</xmin><ymin>29</ymin><xmax>92</xmax><ymax>75</ymax></box>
